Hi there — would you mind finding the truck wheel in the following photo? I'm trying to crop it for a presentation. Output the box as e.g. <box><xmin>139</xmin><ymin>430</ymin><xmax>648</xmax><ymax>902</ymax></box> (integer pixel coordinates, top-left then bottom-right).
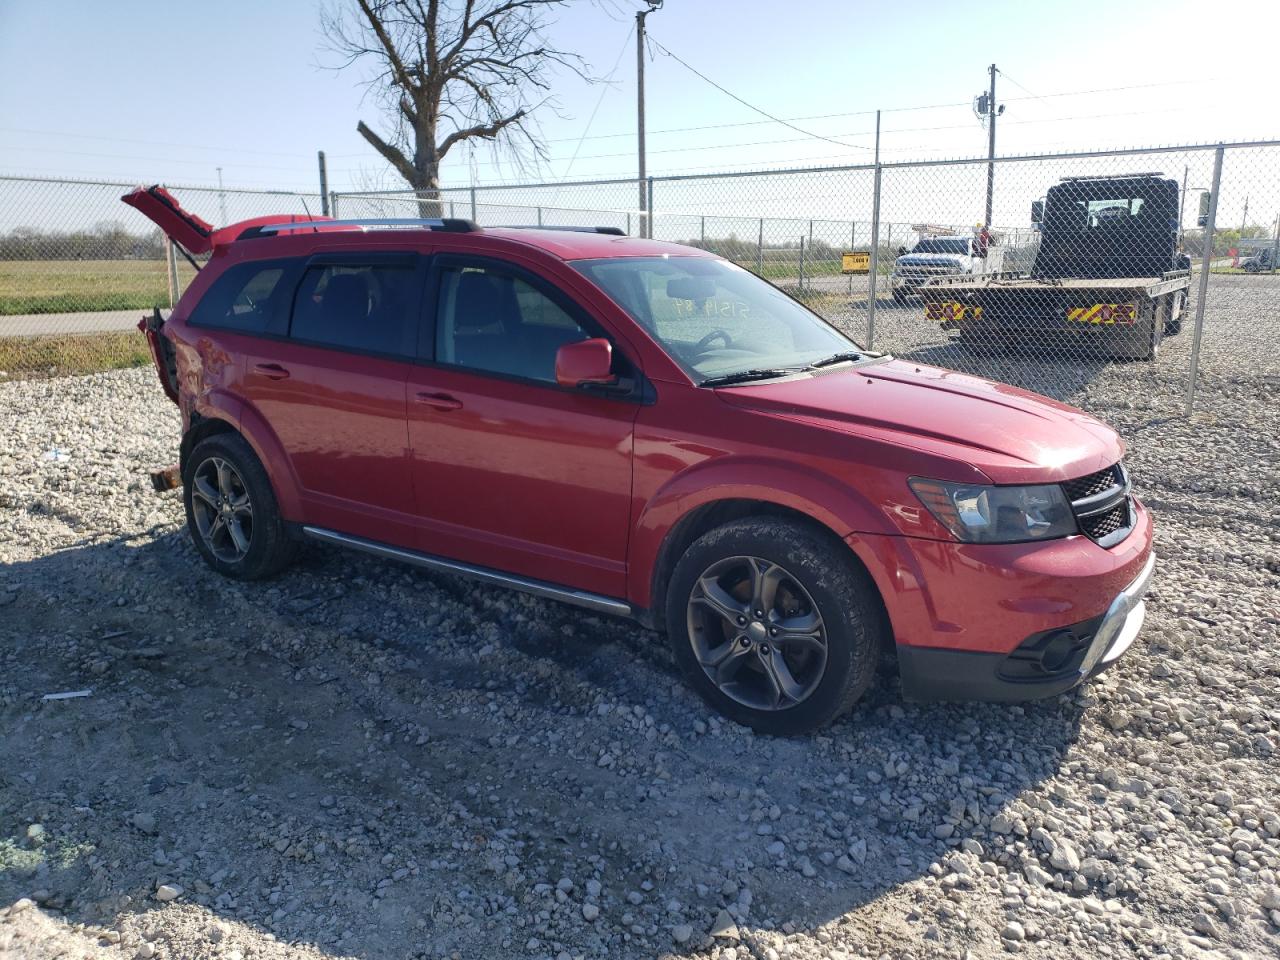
<box><xmin>183</xmin><ymin>433</ymin><xmax>296</xmax><ymax>580</ymax></box>
<box><xmin>892</xmin><ymin>286</ymin><xmax>908</xmax><ymax>304</ymax></box>
<box><xmin>665</xmin><ymin>517</ymin><xmax>884</xmax><ymax>735</ymax></box>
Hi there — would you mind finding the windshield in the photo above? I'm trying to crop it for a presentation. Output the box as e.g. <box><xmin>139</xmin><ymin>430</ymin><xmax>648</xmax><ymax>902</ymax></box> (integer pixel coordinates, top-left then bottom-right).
<box><xmin>573</xmin><ymin>256</ymin><xmax>860</xmax><ymax>382</ymax></box>
<box><xmin>910</xmin><ymin>238</ymin><xmax>970</xmax><ymax>255</ymax></box>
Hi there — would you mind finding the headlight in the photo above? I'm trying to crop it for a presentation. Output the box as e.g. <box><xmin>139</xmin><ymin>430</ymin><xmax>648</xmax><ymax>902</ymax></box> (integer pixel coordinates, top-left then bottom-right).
<box><xmin>908</xmin><ymin>478</ymin><xmax>1077</xmax><ymax>543</ymax></box>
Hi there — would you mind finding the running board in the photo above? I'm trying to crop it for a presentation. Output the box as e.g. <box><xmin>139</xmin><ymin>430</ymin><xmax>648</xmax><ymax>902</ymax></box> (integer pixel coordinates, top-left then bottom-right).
<box><xmin>301</xmin><ymin>526</ymin><xmax>634</xmax><ymax>619</ymax></box>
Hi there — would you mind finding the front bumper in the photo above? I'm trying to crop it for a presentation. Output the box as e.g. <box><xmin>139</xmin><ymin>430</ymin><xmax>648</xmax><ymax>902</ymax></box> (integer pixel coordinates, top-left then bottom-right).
<box><xmin>897</xmin><ymin>550</ymin><xmax>1155</xmax><ymax>702</ymax></box>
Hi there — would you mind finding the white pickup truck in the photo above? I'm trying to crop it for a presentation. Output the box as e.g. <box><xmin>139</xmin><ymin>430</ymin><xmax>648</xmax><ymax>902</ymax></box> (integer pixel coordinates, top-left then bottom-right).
<box><xmin>890</xmin><ymin>236</ymin><xmax>984</xmax><ymax>302</ymax></box>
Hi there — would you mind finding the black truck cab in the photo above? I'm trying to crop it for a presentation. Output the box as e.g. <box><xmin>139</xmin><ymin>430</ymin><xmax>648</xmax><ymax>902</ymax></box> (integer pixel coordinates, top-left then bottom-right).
<box><xmin>1032</xmin><ymin>174</ymin><xmax>1181</xmax><ymax>280</ymax></box>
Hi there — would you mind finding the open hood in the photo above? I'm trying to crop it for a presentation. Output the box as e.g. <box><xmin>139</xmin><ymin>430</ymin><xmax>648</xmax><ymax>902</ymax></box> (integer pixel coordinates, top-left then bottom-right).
<box><xmin>121</xmin><ymin>185</ymin><xmax>342</xmax><ymax>256</ymax></box>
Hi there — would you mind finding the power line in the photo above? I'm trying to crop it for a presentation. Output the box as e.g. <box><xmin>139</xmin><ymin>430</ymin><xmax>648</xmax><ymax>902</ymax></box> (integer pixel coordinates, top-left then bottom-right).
<box><xmin>0</xmin><ymin>127</ymin><xmax>311</xmax><ymax>158</ymax></box>
<box><xmin>554</xmin><ymin>23</ymin><xmax>635</xmax><ymax>183</ymax></box>
<box><xmin>645</xmin><ymin>33</ymin><xmax>872</xmax><ymax>151</ymax></box>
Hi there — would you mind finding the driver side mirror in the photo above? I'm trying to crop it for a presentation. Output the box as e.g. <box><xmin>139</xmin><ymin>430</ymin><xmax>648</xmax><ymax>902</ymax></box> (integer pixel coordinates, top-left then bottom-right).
<box><xmin>556</xmin><ymin>337</ymin><xmax>617</xmax><ymax>389</ymax></box>
<box><xmin>1030</xmin><ymin>200</ymin><xmax>1044</xmax><ymax>224</ymax></box>
<box><xmin>896</xmin><ymin>246</ymin><xmax>907</xmax><ymax>256</ymax></box>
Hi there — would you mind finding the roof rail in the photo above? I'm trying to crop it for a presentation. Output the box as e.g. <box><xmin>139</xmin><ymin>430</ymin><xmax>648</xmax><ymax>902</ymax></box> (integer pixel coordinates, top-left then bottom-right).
<box><xmin>245</xmin><ymin>217</ymin><xmax>479</xmax><ymax>238</ymax></box>
<box><xmin>492</xmin><ymin>225</ymin><xmax>627</xmax><ymax>236</ymax></box>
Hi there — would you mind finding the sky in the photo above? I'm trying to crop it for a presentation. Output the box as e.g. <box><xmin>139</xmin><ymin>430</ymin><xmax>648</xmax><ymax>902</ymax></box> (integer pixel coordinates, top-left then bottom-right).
<box><xmin>1</xmin><ymin>0</ymin><xmax>1278</xmax><ymax>230</ymax></box>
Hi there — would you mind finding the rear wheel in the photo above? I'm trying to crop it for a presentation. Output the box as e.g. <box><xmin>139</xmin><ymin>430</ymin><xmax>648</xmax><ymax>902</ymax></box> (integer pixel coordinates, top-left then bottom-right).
<box><xmin>183</xmin><ymin>433</ymin><xmax>295</xmax><ymax>580</ymax></box>
<box><xmin>665</xmin><ymin>518</ymin><xmax>883</xmax><ymax>735</ymax></box>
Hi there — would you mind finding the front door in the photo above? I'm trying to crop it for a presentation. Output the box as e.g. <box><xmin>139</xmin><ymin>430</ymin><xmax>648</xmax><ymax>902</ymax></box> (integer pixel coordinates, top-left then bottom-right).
<box><xmin>406</xmin><ymin>256</ymin><xmax>639</xmax><ymax>599</ymax></box>
<box><xmin>240</xmin><ymin>253</ymin><xmax>424</xmax><ymax>548</ymax></box>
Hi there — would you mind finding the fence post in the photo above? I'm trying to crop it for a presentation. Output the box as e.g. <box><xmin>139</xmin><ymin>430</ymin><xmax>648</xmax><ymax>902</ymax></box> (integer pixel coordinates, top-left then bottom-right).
<box><xmin>329</xmin><ymin>191</ymin><xmax>340</xmax><ymax>219</ymax></box>
<box><xmin>537</xmin><ymin>206</ymin><xmax>543</xmax><ymax>227</ymax></box>
<box><xmin>700</xmin><ymin>215</ymin><xmax>705</xmax><ymax>245</ymax></box>
<box><xmin>866</xmin><ymin>164</ymin><xmax>883</xmax><ymax>348</ymax></box>
<box><xmin>1185</xmin><ymin>145</ymin><xmax>1224</xmax><ymax>417</ymax></box>
<box><xmin>1270</xmin><ymin>211</ymin><xmax>1279</xmax><ymax>274</ymax></box>
<box><xmin>757</xmin><ymin>219</ymin><xmax>764</xmax><ymax>274</ymax></box>
<box><xmin>646</xmin><ymin>177</ymin><xmax>655</xmax><ymax>239</ymax></box>
<box><xmin>164</xmin><ymin>237</ymin><xmax>179</xmax><ymax>308</ymax></box>
<box><xmin>798</xmin><ymin>236</ymin><xmax>806</xmax><ymax>293</ymax></box>
<box><xmin>469</xmin><ymin>186</ymin><xmax>477</xmax><ymax>223</ymax></box>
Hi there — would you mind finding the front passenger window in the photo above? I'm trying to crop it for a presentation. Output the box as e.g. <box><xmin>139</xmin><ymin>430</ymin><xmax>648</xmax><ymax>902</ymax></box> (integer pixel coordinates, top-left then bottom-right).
<box><xmin>436</xmin><ymin>265</ymin><xmax>591</xmax><ymax>383</ymax></box>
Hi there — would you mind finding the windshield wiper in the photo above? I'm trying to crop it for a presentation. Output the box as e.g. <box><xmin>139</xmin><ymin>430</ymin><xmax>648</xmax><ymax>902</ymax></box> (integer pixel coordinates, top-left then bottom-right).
<box><xmin>698</xmin><ymin>368</ymin><xmax>799</xmax><ymax>387</ymax></box>
<box><xmin>803</xmin><ymin>351</ymin><xmax>863</xmax><ymax>370</ymax></box>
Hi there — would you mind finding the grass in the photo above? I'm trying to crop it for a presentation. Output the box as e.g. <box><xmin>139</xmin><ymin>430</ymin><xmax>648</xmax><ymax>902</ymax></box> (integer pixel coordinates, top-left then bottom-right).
<box><xmin>0</xmin><ymin>330</ymin><xmax>152</xmax><ymax>379</ymax></box>
<box><xmin>0</xmin><ymin>258</ymin><xmax>196</xmax><ymax>316</ymax></box>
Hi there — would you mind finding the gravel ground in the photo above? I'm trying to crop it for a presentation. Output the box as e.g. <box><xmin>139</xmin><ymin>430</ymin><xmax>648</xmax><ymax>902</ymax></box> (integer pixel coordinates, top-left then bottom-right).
<box><xmin>1</xmin><ymin>274</ymin><xmax>1278</xmax><ymax>960</ymax></box>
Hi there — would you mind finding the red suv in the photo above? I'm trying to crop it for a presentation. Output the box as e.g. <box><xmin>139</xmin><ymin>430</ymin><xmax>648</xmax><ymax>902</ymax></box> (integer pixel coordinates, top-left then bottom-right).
<box><xmin>128</xmin><ymin>186</ymin><xmax>1155</xmax><ymax>735</ymax></box>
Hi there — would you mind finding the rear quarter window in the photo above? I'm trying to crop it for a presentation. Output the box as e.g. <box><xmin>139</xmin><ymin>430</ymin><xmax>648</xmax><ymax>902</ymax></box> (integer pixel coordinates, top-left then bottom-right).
<box><xmin>187</xmin><ymin>260</ymin><xmax>293</xmax><ymax>334</ymax></box>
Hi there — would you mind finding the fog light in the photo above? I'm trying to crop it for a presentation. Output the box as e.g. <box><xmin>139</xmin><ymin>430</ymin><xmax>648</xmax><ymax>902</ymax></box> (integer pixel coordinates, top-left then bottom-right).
<box><xmin>1040</xmin><ymin>631</ymin><xmax>1077</xmax><ymax>673</ymax></box>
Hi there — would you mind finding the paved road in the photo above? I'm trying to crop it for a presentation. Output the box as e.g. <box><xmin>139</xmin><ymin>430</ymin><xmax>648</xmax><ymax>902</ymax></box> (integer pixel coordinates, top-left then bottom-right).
<box><xmin>0</xmin><ymin>309</ymin><xmax>143</xmax><ymax>338</ymax></box>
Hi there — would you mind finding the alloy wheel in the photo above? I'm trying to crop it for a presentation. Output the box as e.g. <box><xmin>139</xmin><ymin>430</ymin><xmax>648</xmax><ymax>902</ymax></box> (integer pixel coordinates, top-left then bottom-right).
<box><xmin>686</xmin><ymin>555</ymin><xmax>828</xmax><ymax>711</ymax></box>
<box><xmin>190</xmin><ymin>456</ymin><xmax>254</xmax><ymax>564</ymax></box>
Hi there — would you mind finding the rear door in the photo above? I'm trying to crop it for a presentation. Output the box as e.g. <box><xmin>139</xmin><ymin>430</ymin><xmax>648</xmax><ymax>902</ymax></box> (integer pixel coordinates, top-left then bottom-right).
<box><xmin>406</xmin><ymin>254</ymin><xmax>640</xmax><ymax>599</ymax></box>
<box><xmin>239</xmin><ymin>251</ymin><xmax>425</xmax><ymax>549</ymax></box>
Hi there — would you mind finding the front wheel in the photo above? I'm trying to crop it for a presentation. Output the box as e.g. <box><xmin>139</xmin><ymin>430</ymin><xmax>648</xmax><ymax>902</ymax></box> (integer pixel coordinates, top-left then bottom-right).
<box><xmin>665</xmin><ymin>518</ymin><xmax>884</xmax><ymax>735</ymax></box>
<box><xmin>183</xmin><ymin>433</ymin><xmax>296</xmax><ymax>580</ymax></box>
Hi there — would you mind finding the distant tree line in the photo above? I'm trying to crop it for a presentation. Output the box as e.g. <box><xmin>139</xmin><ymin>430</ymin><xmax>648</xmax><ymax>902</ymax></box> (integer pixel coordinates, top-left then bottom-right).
<box><xmin>0</xmin><ymin>222</ymin><xmax>165</xmax><ymax>261</ymax></box>
<box><xmin>1182</xmin><ymin>225</ymin><xmax>1276</xmax><ymax>257</ymax></box>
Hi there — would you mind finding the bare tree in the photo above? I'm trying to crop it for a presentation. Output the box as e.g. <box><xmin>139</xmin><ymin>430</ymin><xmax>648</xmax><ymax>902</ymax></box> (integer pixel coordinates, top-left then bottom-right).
<box><xmin>323</xmin><ymin>0</ymin><xmax>590</xmax><ymax>216</ymax></box>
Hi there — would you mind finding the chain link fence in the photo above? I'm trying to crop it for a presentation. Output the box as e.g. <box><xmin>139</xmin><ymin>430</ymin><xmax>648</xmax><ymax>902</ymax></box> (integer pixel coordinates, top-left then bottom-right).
<box><xmin>1</xmin><ymin>143</ymin><xmax>1277</xmax><ymax>416</ymax></box>
<box><xmin>0</xmin><ymin>176</ymin><xmax>323</xmax><ymax>377</ymax></box>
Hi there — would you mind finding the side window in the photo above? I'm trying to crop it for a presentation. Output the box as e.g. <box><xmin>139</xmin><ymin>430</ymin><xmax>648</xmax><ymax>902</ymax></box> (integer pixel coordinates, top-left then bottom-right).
<box><xmin>188</xmin><ymin>260</ymin><xmax>290</xmax><ymax>333</ymax></box>
<box><xmin>290</xmin><ymin>262</ymin><xmax>418</xmax><ymax>356</ymax></box>
<box><xmin>435</xmin><ymin>263</ymin><xmax>591</xmax><ymax>383</ymax></box>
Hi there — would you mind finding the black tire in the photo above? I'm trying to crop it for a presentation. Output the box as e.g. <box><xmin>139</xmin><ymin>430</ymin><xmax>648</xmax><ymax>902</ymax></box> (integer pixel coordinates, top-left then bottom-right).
<box><xmin>183</xmin><ymin>433</ymin><xmax>296</xmax><ymax>580</ymax></box>
<box><xmin>892</xmin><ymin>286</ymin><xmax>909</xmax><ymax>304</ymax></box>
<box><xmin>665</xmin><ymin>517</ymin><xmax>884</xmax><ymax>735</ymax></box>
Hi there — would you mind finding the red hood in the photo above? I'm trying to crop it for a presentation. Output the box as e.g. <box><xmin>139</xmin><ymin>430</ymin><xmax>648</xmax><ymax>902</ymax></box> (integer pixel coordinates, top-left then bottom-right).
<box><xmin>716</xmin><ymin>359</ymin><xmax>1124</xmax><ymax>484</ymax></box>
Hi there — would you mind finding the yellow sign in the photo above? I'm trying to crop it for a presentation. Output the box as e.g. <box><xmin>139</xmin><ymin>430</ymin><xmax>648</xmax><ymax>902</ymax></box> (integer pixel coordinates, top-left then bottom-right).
<box><xmin>841</xmin><ymin>251</ymin><xmax>870</xmax><ymax>274</ymax></box>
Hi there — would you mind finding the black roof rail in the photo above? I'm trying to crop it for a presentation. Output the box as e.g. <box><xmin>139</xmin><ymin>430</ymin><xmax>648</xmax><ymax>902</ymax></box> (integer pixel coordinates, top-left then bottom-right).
<box><xmin>491</xmin><ymin>225</ymin><xmax>627</xmax><ymax>236</ymax></box>
<box><xmin>239</xmin><ymin>217</ymin><xmax>480</xmax><ymax>240</ymax></box>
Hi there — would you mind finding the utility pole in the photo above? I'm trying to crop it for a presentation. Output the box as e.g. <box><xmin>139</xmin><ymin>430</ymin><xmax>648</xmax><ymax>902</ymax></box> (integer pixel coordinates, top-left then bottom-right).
<box><xmin>636</xmin><ymin>1</ymin><xmax>662</xmax><ymax>239</ymax></box>
<box><xmin>1239</xmin><ymin>195</ymin><xmax>1249</xmax><ymax>239</ymax></box>
<box><xmin>318</xmin><ymin>151</ymin><xmax>330</xmax><ymax>216</ymax></box>
<box><xmin>216</xmin><ymin>167</ymin><xmax>228</xmax><ymax>225</ymax></box>
<box><xmin>982</xmin><ymin>64</ymin><xmax>1001</xmax><ymax>229</ymax></box>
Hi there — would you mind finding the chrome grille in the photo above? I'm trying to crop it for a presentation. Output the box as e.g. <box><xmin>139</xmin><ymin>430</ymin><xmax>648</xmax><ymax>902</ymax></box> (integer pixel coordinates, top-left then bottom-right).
<box><xmin>1062</xmin><ymin>462</ymin><xmax>1135</xmax><ymax>547</ymax></box>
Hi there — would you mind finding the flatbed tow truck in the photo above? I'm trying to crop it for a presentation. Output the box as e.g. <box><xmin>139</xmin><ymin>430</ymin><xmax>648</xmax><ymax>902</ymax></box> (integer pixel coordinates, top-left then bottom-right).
<box><xmin>921</xmin><ymin>173</ymin><xmax>1191</xmax><ymax>361</ymax></box>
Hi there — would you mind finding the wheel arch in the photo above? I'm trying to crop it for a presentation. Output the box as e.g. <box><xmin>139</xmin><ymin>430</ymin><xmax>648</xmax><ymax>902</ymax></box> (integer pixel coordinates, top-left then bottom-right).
<box><xmin>182</xmin><ymin>401</ymin><xmax>303</xmax><ymax>521</ymax></box>
<box><xmin>642</xmin><ymin>496</ymin><xmax>891</xmax><ymax>655</ymax></box>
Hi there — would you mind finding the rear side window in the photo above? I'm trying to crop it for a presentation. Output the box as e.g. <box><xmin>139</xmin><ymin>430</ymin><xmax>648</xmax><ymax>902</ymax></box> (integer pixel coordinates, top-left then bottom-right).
<box><xmin>290</xmin><ymin>262</ymin><xmax>418</xmax><ymax>357</ymax></box>
<box><xmin>188</xmin><ymin>260</ymin><xmax>291</xmax><ymax>333</ymax></box>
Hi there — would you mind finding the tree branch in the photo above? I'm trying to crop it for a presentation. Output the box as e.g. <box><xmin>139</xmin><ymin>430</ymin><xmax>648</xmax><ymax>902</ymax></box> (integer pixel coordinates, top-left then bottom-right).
<box><xmin>439</xmin><ymin>109</ymin><xmax>527</xmax><ymax>156</ymax></box>
<box><xmin>356</xmin><ymin>120</ymin><xmax>418</xmax><ymax>183</ymax></box>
